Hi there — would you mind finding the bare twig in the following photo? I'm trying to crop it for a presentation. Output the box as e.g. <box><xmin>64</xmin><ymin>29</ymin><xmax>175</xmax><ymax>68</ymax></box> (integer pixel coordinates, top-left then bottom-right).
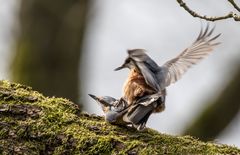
<box><xmin>228</xmin><ymin>0</ymin><xmax>240</xmax><ymax>12</ymax></box>
<box><xmin>176</xmin><ymin>0</ymin><xmax>240</xmax><ymax>21</ymax></box>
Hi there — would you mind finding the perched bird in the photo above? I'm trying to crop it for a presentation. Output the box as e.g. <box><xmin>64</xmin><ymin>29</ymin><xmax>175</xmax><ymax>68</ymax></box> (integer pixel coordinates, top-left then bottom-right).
<box><xmin>89</xmin><ymin>92</ymin><xmax>164</xmax><ymax>130</ymax></box>
<box><xmin>115</xmin><ymin>25</ymin><xmax>221</xmax><ymax>113</ymax></box>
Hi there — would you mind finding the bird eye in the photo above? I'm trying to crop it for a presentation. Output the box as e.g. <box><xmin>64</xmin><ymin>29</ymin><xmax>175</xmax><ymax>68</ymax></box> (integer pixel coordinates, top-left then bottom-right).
<box><xmin>125</xmin><ymin>58</ymin><xmax>131</xmax><ymax>64</ymax></box>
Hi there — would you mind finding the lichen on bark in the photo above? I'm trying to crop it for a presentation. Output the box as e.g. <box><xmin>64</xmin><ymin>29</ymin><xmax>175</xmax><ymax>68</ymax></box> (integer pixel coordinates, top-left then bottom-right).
<box><xmin>0</xmin><ymin>80</ymin><xmax>239</xmax><ymax>154</ymax></box>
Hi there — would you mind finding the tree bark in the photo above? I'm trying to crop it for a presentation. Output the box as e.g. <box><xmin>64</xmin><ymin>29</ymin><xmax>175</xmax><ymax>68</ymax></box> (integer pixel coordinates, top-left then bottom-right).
<box><xmin>0</xmin><ymin>80</ymin><xmax>239</xmax><ymax>155</ymax></box>
<box><xmin>11</xmin><ymin>0</ymin><xmax>90</xmax><ymax>105</ymax></box>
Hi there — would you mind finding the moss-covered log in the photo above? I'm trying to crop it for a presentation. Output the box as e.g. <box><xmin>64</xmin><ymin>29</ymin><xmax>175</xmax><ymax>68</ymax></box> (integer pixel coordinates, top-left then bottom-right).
<box><xmin>0</xmin><ymin>80</ymin><xmax>239</xmax><ymax>155</ymax></box>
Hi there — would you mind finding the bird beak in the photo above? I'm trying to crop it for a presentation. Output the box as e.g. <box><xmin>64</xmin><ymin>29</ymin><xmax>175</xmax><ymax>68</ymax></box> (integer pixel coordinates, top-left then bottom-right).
<box><xmin>88</xmin><ymin>94</ymin><xmax>98</xmax><ymax>100</ymax></box>
<box><xmin>88</xmin><ymin>94</ymin><xmax>111</xmax><ymax>107</ymax></box>
<box><xmin>114</xmin><ymin>64</ymin><xmax>126</xmax><ymax>71</ymax></box>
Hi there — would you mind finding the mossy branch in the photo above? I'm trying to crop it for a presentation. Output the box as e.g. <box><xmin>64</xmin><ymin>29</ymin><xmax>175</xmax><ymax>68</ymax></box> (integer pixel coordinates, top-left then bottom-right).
<box><xmin>0</xmin><ymin>80</ymin><xmax>239</xmax><ymax>154</ymax></box>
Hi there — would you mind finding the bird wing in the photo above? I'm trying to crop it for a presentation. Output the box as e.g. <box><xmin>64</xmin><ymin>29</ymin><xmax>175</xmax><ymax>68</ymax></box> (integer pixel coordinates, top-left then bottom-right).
<box><xmin>135</xmin><ymin>92</ymin><xmax>163</xmax><ymax>106</ymax></box>
<box><xmin>126</xmin><ymin>105</ymin><xmax>153</xmax><ymax>125</ymax></box>
<box><xmin>161</xmin><ymin>24</ymin><xmax>221</xmax><ymax>88</ymax></box>
<box><xmin>127</xmin><ymin>93</ymin><xmax>162</xmax><ymax>119</ymax></box>
<box><xmin>128</xmin><ymin>49</ymin><xmax>161</xmax><ymax>91</ymax></box>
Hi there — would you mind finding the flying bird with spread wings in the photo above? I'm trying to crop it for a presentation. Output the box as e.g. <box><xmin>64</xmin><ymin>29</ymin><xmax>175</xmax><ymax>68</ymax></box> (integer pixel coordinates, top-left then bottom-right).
<box><xmin>115</xmin><ymin>24</ymin><xmax>221</xmax><ymax>113</ymax></box>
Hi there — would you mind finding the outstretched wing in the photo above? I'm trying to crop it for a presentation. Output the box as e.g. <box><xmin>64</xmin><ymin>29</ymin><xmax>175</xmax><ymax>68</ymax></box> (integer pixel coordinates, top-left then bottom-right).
<box><xmin>128</xmin><ymin>49</ymin><xmax>161</xmax><ymax>91</ymax></box>
<box><xmin>161</xmin><ymin>24</ymin><xmax>221</xmax><ymax>88</ymax></box>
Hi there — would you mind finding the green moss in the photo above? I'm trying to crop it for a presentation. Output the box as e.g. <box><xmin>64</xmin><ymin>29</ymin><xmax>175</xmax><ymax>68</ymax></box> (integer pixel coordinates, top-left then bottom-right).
<box><xmin>0</xmin><ymin>80</ymin><xmax>240</xmax><ymax>154</ymax></box>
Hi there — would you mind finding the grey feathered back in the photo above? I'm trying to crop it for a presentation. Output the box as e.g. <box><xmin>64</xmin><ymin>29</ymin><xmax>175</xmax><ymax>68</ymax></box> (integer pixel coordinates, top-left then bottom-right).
<box><xmin>128</xmin><ymin>49</ymin><xmax>161</xmax><ymax>91</ymax></box>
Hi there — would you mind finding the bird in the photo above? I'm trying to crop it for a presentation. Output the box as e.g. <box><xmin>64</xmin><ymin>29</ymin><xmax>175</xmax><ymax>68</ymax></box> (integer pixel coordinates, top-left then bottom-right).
<box><xmin>123</xmin><ymin>91</ymin><xmax>164</xmax><ymax>130</ymax></box>
<box><xmin>88</xmin><ymin>94</ymin><xmax>129</xmax><ymax>125</ymax></box>
<box><xmin>88</xmin><ymin>92</ymin><xmax>164</xmax><ymax>130</ymax></box>
<box><xmin>115</xmin><ymin>24</ymin><xmax>221</xmax><ymax>113</ymax></box>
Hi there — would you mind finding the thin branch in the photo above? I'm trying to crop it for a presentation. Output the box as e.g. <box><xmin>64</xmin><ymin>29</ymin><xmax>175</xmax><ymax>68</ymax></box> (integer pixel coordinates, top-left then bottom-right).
<box><xmin>176</xmin><ymin>0</ymin><xmax>240</xmax><ymax>21</ymax></box>
<box><xmin>228</xmin><ymin>0</ymin><xmax>240</xmax><ymax>12</ymax></box>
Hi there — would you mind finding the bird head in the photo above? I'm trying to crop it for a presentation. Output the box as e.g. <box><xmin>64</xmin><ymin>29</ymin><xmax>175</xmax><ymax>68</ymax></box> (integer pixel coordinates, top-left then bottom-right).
<box><xmin>114</xmin><ymin>57</ymin><xmax>136</xmax><ymax>71</ymax></box>
<box><xmin>89</xmin><ymin>94</ymin><xmax>129</xmax><ymax>124</ymax></box>
<box><xmin>88</xmin><ymin>94</ymin><xmax>116</xmax><ymax>113</ymax></box>
<box><xmin>115</xmin><ymin>49</ymin><xmax>148</xmax><ymax>71</ymax></box>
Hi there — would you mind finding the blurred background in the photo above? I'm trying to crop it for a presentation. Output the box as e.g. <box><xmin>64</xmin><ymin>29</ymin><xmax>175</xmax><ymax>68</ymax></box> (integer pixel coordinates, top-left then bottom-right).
<box><xmin>1</xmin><ymin>0</ymin><xmax>240</xmax><ymax>147</ymax></box>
